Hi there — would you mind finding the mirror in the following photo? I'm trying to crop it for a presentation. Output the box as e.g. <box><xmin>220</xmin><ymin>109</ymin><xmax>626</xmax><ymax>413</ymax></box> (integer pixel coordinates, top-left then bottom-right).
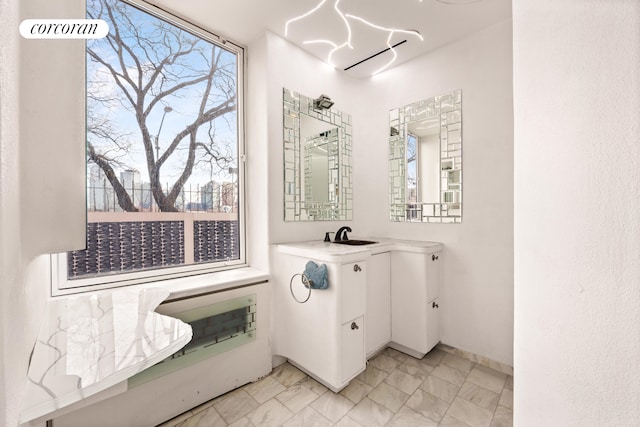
<box><xmin>283</xmin><ymin>88</ymin><xmax>352</xmax><ymax>221</ymax></box>
<box><xmin>389</xmin><ymin>89</ymin><xmax>462</xmax><ymax>223</ymax></box>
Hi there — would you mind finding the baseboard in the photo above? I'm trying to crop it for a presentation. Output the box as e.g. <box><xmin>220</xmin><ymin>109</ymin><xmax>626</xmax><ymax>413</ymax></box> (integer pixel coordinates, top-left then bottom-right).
<box><xmin>436</xmin><ymin>342</ymin><xmax>513</xmax><ymax>376</ymax></box>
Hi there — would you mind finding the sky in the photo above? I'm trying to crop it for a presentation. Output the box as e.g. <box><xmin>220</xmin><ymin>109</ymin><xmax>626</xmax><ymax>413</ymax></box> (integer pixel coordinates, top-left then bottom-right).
<box><xmin>86</xmin><ymin>0</ymin><xmax>240</xmax><ymax>192</ymax></box>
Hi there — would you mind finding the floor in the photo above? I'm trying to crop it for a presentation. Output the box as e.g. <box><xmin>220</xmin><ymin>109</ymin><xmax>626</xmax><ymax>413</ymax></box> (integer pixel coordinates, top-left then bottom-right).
<box><xmin>159</xmin><ymin>347</ymin><xmax>513</xmax><ymax>427</ymax></box>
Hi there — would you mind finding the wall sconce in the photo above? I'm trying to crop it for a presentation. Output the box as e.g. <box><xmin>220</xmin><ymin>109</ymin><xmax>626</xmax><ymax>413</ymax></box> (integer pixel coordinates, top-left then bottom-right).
<box><xmin>314</xmin><ymin>94</ymin><xmax>334</xmax><ymax>110</ymax></box>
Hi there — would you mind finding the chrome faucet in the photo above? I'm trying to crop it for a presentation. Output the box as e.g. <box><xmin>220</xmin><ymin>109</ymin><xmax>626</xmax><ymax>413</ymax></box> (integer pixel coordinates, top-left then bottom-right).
<box><xmin>335</xmin><ymin>226</ymin><xmax>352</xmax><ymax>242</ymax></box>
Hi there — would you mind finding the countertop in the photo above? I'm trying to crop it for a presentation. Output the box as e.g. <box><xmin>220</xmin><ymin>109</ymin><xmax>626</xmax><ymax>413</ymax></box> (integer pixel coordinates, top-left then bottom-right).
<box><xmin>277</xmin><ymin>237</ymin><xmax>443</xmax><ymax>263</ymax></box>
<box><xmin>20</xmin><ymin>287</ymin><xmax>192</xmax><ymax>424</ymax></box>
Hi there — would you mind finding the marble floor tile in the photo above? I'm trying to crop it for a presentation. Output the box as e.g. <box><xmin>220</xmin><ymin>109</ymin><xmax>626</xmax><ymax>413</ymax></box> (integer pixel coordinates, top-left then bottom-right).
<box><xmin>163</xmin><ymin>347</ymin><xmax>514</xmax><ymax>427</ymax></box>
<box><xmin>490</xmin><ymin>406</ymin><xmax>513</xmax><ymax>427</ymax></box>
<box><xmin>499</xmin><ymin>388</ymin><xmax>513</xmax><ymax>409</ymax></box>
<box><xmin>442</xmin><ymin>353</ymin><xmax>475</xmax><ymax>374</ymax></box>
<box><xmin>421</xmin><ymin>348</ymin><xmax>447</xmax><ymax>367</ymax></box>
<box><xmin>243</xmin><ymin>375</ymin><xmax>286</xmax><ymax>404</ymax></box>
<box><xmin>247</xmin><ymin>398</ymin><xmax>293</xmax><ymax>427</ymax></box>
<box><xmin>282</xmin><ymin>406</ymin><xmax>331</xmax><ymax>427</ymax></box>
<box><xmin>310</xmin><ymin>390</ymin><xmax>355</xmax><ymax>423</ymax></box>
<box><xmin>212</xmin><ymin>389</ymin><xmax>259</xmax><ymax>424</ymax></box>
<box><xmin>356</xmin><ymin>364</ymin><xmax>388</xmax><ymax>388</ymax></box>
<box><xmin>384</xmin><ymin>368</ymin><xmax>423</xmax><ymax>395</ymax></box>
<box><xmin>387</xmin><ymin>406</ymin><xmax>438</xmax><ymax>427</ymax></box>
<box><xmin>339</xmin><ymin>378</ymin><xmax>373</xmax><ymax>404</ymax></box>
<box><xmin>178</xmin><ymin>405</ymin><xmax>226</xmax><ymax>427</ymax></box>
<box><xmin>368</xmin><ymin>353</ymin><xmax>400</xmax><ymax>373</ymax></box>
<box><xmin>420</xmin><ymin>375</ymin><xmax>460</xmax><ymax>403</ymax></box>
<box><xmin>405</xmin><ymin>389</ymin><xmax>449</xmax><ymax>422</ymax></box>
<box><xmin>467</xmin><ymin>365</ymin><xmax>507</xmax><ymax>394</ymax></box>
<box><xmin>276</xmin><ymin>383</ymin><xmax>321</xmax><ymax>413</ymax></box>
<box><xmin>367</xmin><ymin>382</ymin><xmax>409</xmax><ymax>412</ymax></box>
<box><xmin>447</xmin><ymin>397</ymin><xmax>494</xmax><ymax>427</ymax></box>
<box><xmin>271</xmin><ymin>363</ymin><xmax>307</xmax><ymax>387</ymax></box>
<box><xmin>431</xmin><ymin>364</ymin><xmax>469</xmax><ymax>387</ymax></box>
<box><xmin>227</xmin><ymin>417</ymin><xmax>252</xmax><ymax>427</ymax></box>
<box><xmin>382</xmin><ymin>347</ymin><xmax>410</xmax><ymax>363</ymax></box>
<box><xmin>346</xmin><ymin>397</ymin><xmax>394</xmax><ymax>427</ymax></box>
<box><xmin>458</xmin><ymin>381</ymin><xmax>500</xmax><ymax>410</ymax></box>
<box><xmin>333</xmin><ymin>416</ymin><xmax>363</xmax><ymax>427</ymax></box>
<box><xmin>298</xmin><ymin>375</ymin><xmax>329</xmax><ymax>396</ymax></box>
<box><xmin>440</xmin><ymin>414</ymin><xmax>473</xmax><ymax>427</ymax></box>
<box><xmin>395</xmin><ymin>356</ymin><xmax>433</xmax><ymax>381</ymax></box>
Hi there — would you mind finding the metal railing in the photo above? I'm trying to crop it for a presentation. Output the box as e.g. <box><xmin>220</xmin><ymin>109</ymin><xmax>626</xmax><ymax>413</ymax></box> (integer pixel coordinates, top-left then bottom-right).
<box><xmin>87</xmin><ymin>183</ymin><xmax>237</xmax><ymax>213</ymax></box>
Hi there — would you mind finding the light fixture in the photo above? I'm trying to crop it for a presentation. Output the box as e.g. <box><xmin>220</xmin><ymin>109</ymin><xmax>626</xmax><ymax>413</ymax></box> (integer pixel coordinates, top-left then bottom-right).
<box><xmin>283</xmin><ymin>0</ymin><xmax>424</xmax><ymax>75</ymax></box>
<box><xmin>314</xmin><ymin>94</ymin><xmax>334</xmax><ymax>110</ymax></box>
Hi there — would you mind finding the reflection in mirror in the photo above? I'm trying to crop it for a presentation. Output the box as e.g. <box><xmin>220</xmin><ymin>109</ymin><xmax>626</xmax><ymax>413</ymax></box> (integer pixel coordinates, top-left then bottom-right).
<box><xmin>283</xmin><ymin>88</ymin><xmax>352</xmax><ymax>221</ymax></box>
<box><xmin>390</xmin><ymin>89</ymin><xmax>462</xmax><ymax>223</ymax></box>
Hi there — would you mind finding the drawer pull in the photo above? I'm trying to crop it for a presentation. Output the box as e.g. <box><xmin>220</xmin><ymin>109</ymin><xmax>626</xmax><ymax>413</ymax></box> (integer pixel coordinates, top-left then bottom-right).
<box><xmin>353</xmin><ymin>264</ymin><xmax>362</xmax><ymax>272</ymax></box>
<box><xmin>351</xmin><ymin>322</ymin><xmax>359</xmax><ymax>330</ymax></box>
<box><xmin>432</xmin><ymin>254</ymin><xmax>439</xmax><ymax>261</ymax></box>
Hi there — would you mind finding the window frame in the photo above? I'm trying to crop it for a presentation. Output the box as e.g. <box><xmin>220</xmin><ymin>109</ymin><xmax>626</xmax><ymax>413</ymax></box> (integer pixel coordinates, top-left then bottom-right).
<box><xmin>52</xmin><ymin>0</ymin><xmax>248</xmax><ymax>296</ymax></box>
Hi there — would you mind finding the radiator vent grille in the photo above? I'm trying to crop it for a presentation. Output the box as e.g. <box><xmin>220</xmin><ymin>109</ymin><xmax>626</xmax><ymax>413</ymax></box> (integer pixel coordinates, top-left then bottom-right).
<box><xmin>129</xmin><ymin>294</ymin><xmax>256</xmax><ymax>387</ymax></box>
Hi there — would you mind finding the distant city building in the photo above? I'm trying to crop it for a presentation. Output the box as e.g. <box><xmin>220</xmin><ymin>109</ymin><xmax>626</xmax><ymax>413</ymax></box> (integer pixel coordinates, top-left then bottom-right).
<box><xmin>89</xmin><ymin>165</ymin><xmax>231</xmax><ymax>213</ymax></box>
<box><xmin>120</xmin><ymin>169</ymin><xmax>141</xmax><ymax>207</ymax></box>
<box><xmin>201</xmin><ymin>181</ymin><xmax>220</xmax><ymax>211</ymax></box>
<box><xmin>201</xmin><ymin>181</ymin><xmax>237</xmax><ymax>212</ymax></box>
<box><xmin>88</xmin><ymin>164</ymin><xmax>116</xmax><ymax>211</ymax></box>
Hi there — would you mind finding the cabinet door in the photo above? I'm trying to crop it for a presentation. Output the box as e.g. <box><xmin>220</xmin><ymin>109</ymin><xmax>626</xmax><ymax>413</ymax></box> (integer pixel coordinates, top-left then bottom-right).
<box><xmin>341</xmin><ymin>262</ymin><xmax>366</xmax><ymax>323</ymax></box>
<box><xmin>426</xmin><ymin>252</ymin><xmax>441</xmax><ymax>302</ymax></box>
<box><xmin>341</xmin><ymin>316</ymin><xmax>365</xmax><ymax>382</ymax></box>
<box><xmin>391</xmin><ymin>252</ymin><xmax>428</xmax><ymax>353</ymax></box>
<box><xmin>427</xmin><ymin>298</ymin><xmax>441</xmax><ymax>352</ymax></box>
<box><xmin>366</xmin><ymin>252</ymin><xmax>391</xmax><ymax>357</ymax></box>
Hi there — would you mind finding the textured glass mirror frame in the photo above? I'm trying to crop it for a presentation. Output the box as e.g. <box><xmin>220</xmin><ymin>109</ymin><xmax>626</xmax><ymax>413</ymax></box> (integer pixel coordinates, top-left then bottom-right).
<box><xmin>389</xmin><ymin>90</ymin><xmax>462</xmax><ymax>223</ymax></box>
<box><xmin>283</xmin><ymin>88</ymin><xmax>353</xmax><ymax>221</ymax></box>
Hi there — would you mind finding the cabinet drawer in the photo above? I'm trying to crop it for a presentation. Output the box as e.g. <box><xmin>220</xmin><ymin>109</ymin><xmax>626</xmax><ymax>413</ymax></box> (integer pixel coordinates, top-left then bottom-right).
<box><xmin>341</xmin><ymin>316</ymin><xmax>365</xmax><ymax>382</ymax></box>
<box><xmin>427</xmin><ymin>298</ymin><xmax>441</xmax><ymax>352</ymax></box>
<box><xmin>341</xmin><ymin>262</ymin><xmax>366</xmax><ymax>323</ymax></box>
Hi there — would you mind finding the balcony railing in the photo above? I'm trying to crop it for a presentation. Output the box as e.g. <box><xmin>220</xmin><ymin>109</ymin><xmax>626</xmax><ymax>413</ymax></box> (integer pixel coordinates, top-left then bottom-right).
<box><xmin>69</xmin><ymin>210</ymin><xmax>239</xmax><ymax>279</ymax></box>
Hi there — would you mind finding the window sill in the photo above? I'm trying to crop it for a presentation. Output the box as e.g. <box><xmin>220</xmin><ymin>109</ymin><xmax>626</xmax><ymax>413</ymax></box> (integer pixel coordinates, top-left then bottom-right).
<box><xmin>138</xmin><ymin>266</ymin><xmax>270</xmax><ymax>302</ymax></box>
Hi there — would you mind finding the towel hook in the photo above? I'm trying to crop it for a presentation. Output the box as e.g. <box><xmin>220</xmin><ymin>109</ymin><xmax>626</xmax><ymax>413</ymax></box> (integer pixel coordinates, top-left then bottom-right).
<box><xmin>289</xmin><ymin>273</ymin><xmax>312</xmax><ymax>303</ymax></box>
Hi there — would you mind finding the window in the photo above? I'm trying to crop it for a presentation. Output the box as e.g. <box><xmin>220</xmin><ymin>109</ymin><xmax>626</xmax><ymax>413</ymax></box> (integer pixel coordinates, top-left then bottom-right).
<box><xmin>53</xmin><ymin>0</ymin><xmax>245</xmax><ymax>294</ymax></box>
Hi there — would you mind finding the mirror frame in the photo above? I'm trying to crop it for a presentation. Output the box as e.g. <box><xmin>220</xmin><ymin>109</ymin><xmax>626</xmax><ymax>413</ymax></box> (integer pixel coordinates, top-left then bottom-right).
<box><xmin>389</xmin><ymin>89</ymin><xmax>463</xmax><ymax>223</ymax></box>
<box><xmin>283</xmin><ymin>88</ymin><xmax>353</xmax><ymax>221</ymax></box>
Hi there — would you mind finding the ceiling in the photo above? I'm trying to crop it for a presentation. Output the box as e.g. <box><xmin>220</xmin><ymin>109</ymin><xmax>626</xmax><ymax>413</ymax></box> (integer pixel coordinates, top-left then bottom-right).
<box><xmin>150</xmin><ymin>0</ymin><xmax>511</xmax><ymax>79</ymax></box>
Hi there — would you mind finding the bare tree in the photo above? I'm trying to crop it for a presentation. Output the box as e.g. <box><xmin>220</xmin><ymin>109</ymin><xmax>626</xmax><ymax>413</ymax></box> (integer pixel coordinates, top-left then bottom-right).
<box><xmin>86</xmin><ymin>0</ymin><xmax>237</xmax><ymax>212</ymax></box>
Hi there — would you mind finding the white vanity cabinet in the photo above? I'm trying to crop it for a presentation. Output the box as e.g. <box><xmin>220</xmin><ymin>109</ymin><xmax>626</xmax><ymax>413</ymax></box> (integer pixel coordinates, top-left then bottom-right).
<box><xmin>366</xmin><ymin>252</ymin><xmax>391</xmax><ymax>357</ymax></box>
<box><xmin>273</xmin><ymin>239</ymin><xmax>442</xmax><ymax>390</ymax></box>
<box><xmin>272</xmin><ymin>246</ymin><xmax>368</xmax><ymax>392</ymax></box>
<box><xmin>390</xmin><ymin>249</ymin><xmax>442</xmax><ymax>358</ymax></box>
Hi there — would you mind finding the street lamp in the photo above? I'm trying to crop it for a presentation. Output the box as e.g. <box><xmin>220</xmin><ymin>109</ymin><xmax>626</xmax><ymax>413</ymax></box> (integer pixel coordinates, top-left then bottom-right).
<box><xmin>155</xmin><ymin>105</ymin><xmax>173</xmax><ymax>160</ymax></box>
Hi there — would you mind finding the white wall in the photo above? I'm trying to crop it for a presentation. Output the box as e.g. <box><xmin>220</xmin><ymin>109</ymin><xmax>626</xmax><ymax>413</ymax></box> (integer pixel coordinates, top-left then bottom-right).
<box><xmin>0</xmin><ymin>1</ymin><xmax>23</xmax><ymax>424</ymax></box>
<box><xmin>1</xmin><ymin>1</ymin><xmax>86</xmax><ymax>426</ymax></box>
<box><xmin>513</xmin><ymin>1</ymin><xmax>640</xmax><ymax>425</ymax></box>
<box><xmin>259</xmin><ymin>24</ymin><xmax>513</xmax><ymax>366</ymax></box>
<box><xmin>369</xmin><ymin>21</ymin><xmax>514</xmax><ymax>366</ymax></box>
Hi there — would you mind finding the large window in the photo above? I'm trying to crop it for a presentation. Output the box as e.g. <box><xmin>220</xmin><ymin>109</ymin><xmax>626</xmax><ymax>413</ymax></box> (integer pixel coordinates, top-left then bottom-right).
<box><xmin>53</xmin><ymin>0</ymin><xmax>245</xmax><ymax>294</ymax></box>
